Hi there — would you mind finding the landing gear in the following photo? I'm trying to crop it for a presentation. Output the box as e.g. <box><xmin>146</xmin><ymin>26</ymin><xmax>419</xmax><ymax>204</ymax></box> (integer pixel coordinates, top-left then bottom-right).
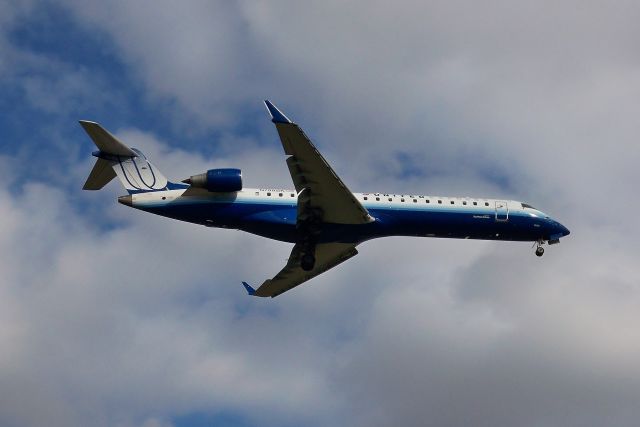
<box><xmin>301</xmin><ymin>253</ymin><xmax>316</xmax><ymax>271</ymax></box>
<box><xmin>299</xmin><ymin>237</ymin><xmax>317</xmax><ymax>271</ymax></box>
<box><xmin>535</xmin><ymin>246</ymin><xmax>545</xmax><ymax>257</ymax></box>
<box><xmin>296</xmin><ymin>200</ymin><xmax>321</xmax><ymax>272</ymax></box>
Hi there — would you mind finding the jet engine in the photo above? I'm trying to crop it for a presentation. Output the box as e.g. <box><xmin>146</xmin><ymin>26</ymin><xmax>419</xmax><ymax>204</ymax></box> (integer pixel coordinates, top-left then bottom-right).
<box><xmin>182</xmin><ymin>168</ymin><xmax>242</xmax><ymax>192</ymax></box>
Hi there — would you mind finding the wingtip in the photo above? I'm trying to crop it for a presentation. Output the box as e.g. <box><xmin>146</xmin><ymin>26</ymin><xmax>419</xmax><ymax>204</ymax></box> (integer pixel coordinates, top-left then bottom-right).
<box><xmin>242</xmin><ymin>281</ymin><xmax>256</xmax><ymax>296</ymax></box>
<box><xmin>263</xmin><ymin>100</ymin><xmax>292</xmax><ymax>124</ymax></box>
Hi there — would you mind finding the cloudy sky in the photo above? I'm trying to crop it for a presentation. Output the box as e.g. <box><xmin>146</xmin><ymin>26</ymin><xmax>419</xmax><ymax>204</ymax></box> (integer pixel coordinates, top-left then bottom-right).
<box><xmin>1</xmin><ymin>1</ymin><xmax>639</xmax><ymax>426</ymax></box>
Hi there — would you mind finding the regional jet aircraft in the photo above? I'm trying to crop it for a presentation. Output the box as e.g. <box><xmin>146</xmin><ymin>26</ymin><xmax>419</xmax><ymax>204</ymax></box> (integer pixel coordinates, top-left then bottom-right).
<box><xmin>81</xmin><ymin>101</ymin><xmax>570</xmax><ymax>297</ymax></box>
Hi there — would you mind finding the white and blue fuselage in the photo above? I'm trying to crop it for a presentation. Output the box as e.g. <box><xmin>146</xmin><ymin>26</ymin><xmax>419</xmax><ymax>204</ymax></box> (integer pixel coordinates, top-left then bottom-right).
<box><xmin>120</xmin><ymin>187</ymin><xmax>569</xmax><ymax>245</ymax></box>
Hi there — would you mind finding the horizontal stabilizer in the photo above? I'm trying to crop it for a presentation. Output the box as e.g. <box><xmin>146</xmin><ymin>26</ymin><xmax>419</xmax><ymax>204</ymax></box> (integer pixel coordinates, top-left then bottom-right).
<box><xmin>79</xmin><ymin>120</ymin><xmax>137</xmax><ymax>157</ymax></box>
<box><xmin>83</xmin><ymin>158</ymin><xmax>117</xmax><ymax>190</ymax></box>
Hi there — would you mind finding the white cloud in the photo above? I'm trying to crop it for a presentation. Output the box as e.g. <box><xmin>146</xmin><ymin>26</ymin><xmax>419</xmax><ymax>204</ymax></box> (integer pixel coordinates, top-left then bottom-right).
<box><xmin>58</xmin><ymin>0</ymin><xmax>640</xmax><ymax>217</ymax></box>
<box><xmin>3</xmin><ymin>1</ymin><xmax>640</xmax><ymax>426</ymax></box>
<box><xmin>0</xmin><ymin>144</ymin><xmax>338</xmax><ymax>426</ymax></box>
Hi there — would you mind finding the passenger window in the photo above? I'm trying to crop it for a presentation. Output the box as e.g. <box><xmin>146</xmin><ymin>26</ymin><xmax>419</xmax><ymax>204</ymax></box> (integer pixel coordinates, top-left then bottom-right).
<box><xmin>376</xmin><ymin>197</ymin><xmax>380</xmax><ymax>201</ymax></box>
<box><xmin>438</xmin><ymin>200</ymin><xmax>442</xmax><ymax>204</ymax></box>
<box><xmin>364</xmin><ymin>196</ymin><xmax>368</xmax><ymax>201</ymax></box>
<box><xmin>290</xmin><ymin>193</ymin><xmax>295</xmax><ymax>197</ymax></box>
<box><xmin>473</xmin><ymin>201</ymin><xmax>477</xmax><ymax>206</ymax></box>
<box><xmin>462</xmin><ymin>201</ymin><xmax>467</xmax><ymax>205</ymax></box>
<box><xmin>255</xmin><ymin>191</ymin><xmax>259</xmax><ymax>196</ymax></box>
<box><xmin>388</xmin><ymin>198</ymin><xmax>392</xmax><ymax>202</ymax></box>
<box><xmin>413</xmin><ymin>199</ymin><xmax>417</xmax><ymax>203</ymax></box>
<box><xmin>401</xmin><ymin>198</ymin><xmax>405</xmax><ymax>202</ymax></box>
<box><xmin>426</xmin><ymin>199</ymin><xmax>430</xmax><ymax>203</ymax></box>
<box><xmin>450</xmin><ymin>201</ymin><xmax>455</xmax><ymax>205</ymax></box>
<box><xmin>485</xmin><ymin>202</ymin><xmax>489</xmax><ymax>206</ymax></box>
<box><xmin>267</xmin><ymin>192</ymin><xmax>271</xmax><ymax>196</ymax></box>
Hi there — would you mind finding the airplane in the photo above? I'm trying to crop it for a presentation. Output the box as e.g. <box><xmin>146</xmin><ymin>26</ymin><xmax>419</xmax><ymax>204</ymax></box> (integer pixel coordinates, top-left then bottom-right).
<box><xmin>80</xmin><ymin>100</ymin><xmax>570</xmax><ymax>298</ymax></box>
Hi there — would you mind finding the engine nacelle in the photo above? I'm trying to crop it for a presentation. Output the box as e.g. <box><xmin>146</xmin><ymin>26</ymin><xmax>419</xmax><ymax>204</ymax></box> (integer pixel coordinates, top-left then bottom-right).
<box><xmin>183</xmin><ymin>168</ymin><xmax>242</xmax><ymax>192</ymax></box>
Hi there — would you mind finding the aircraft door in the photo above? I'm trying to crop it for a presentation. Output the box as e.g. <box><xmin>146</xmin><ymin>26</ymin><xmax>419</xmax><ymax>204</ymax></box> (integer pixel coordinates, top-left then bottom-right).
<box><xmin>495</xmin><ymin>201</ymin><xmax>509</xmax><ymax>222</ymax></box>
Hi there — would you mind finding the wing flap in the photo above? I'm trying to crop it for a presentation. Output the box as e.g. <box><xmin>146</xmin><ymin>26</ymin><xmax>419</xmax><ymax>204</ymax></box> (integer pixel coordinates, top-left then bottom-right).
<box><xmin>253</xmin><ymin>243</ymin><xmax>358</xmax><ymax>297</ymax></box>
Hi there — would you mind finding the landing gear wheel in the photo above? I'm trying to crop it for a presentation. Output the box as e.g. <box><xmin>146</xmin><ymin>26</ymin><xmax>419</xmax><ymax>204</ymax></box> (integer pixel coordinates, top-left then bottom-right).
<box><xmin>301</xmin><ymin>253</ymin><xmax>316</xmax><ymax>271</ymax></box>
<box><xmin>535</xmin><ymin>247</ymin><xmax>544</xmax><ymax>257</ymax></box>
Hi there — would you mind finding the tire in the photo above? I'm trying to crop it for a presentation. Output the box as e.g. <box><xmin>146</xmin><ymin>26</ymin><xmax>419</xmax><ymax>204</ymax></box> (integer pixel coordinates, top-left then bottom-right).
<box><xmin>301</xmin><ymin>253</ymin><xmax>315</xmax><ymax>271</ymax></box>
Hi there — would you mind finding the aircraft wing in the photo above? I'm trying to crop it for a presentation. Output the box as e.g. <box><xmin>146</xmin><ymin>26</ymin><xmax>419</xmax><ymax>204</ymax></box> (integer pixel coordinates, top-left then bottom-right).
<box><xmin>243</xmin><ymin>242</ymin><xmax>358</xmax><ymax>298</ymax></box>
<box><xmin>264</xmin><ymin>100</ymin><xmax>374</xmax><ymax>225</ymax></box>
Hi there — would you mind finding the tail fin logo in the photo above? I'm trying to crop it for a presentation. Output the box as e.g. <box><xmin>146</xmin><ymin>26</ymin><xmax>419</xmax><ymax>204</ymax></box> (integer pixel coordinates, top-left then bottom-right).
<box><xmin>115</xmin><ymin>149</ymin><xmax>168</xmax><ymax>192</ymax></box>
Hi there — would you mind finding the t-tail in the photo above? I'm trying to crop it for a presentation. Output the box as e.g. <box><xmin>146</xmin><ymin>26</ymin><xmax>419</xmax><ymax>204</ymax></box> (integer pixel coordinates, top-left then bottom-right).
<box><xmin>80</xmin><ymin>121</ymin><xmax>174</xmax><ymax>194</ymax></box>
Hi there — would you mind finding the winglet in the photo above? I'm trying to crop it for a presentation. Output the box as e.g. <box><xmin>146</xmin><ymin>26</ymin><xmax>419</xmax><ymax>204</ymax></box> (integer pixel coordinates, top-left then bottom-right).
<box><xmin>264</xmin><ymin>100</ymin><xmax>292</xmax><ymax>124</ymax></box>
<box><xmin>242</xmin><ymin>281</ymin><xmax>257</xmax><ymax>296</ymax></box>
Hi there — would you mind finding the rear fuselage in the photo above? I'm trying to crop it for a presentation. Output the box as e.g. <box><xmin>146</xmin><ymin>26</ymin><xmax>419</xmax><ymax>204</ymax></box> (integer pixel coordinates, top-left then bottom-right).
<box><xmin>122</xmin><ymin>187</ymin><xmax>570</xmax><ymax>245</ymax></box>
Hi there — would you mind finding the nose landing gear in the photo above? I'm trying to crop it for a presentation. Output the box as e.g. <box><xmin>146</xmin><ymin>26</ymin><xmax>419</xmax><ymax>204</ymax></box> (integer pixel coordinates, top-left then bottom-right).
<box><xmin>534</xmin><ymin>240</ymin><xmax>545</xmax><ymax>257</ymax></box>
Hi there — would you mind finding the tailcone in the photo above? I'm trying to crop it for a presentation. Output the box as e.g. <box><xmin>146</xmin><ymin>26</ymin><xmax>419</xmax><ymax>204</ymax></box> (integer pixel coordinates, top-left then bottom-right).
<box><xmin>118</xmin><ymin>195</ymin><xmax>133</xmax><ymax>207</ymax></box>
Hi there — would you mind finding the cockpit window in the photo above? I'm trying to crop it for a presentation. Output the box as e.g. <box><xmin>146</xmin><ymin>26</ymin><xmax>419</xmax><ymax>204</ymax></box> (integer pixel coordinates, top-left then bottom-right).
<box><xmin>521</xmin><ymin>203</ymin><xmax>537</xmax><ymax>209</ymax></box>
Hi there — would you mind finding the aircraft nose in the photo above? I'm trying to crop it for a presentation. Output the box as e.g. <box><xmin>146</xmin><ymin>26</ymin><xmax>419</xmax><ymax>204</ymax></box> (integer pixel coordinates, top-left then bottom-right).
<box><xmin>556</xmin><ymin>222</ymin><xmax>570</xmax><ymax>237</ymax></box>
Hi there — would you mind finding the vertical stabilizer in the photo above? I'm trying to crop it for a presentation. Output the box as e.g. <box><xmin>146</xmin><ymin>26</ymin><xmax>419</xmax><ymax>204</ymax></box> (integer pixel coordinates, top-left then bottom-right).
<box><xmin>80</xmin><ymin>120</ymin><xmax>170</xmax><ymax>193</ymax></box>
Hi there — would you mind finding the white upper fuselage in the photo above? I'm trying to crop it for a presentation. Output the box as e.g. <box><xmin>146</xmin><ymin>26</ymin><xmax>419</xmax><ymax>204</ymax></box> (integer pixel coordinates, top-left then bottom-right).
<box><xmin>130</xmin><ymin>187</ymin><xmax>545</xmax><ymax>219</ymax></box>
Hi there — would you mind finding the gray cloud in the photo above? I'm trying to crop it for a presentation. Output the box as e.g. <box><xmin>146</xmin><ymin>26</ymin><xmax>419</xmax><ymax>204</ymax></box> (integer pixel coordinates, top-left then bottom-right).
<box><xmin>2</xmin><ymin>1</ymin><xmax>640</xmax><ymax>426</ymax></box>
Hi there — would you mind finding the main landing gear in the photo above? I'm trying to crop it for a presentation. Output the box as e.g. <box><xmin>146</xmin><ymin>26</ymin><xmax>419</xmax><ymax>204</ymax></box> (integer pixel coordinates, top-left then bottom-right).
<box><xmin>299</xmin><ymin>236</ymin><xmax>317</xmax><ymax>271</ymax></box>
<box><xmin>297</xmin><ymin>201</ymin><xmax>322</xmax><ymax>272</ymax></box>
<box><xmin>534</xmin><ymin>240</ymin><xmax>545</xmax><ymax>257</ymax></box>
<box><xmin>301</xmin><ymin>252</ymin><xmax>316</xmax><ymax>271</ymax></box>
